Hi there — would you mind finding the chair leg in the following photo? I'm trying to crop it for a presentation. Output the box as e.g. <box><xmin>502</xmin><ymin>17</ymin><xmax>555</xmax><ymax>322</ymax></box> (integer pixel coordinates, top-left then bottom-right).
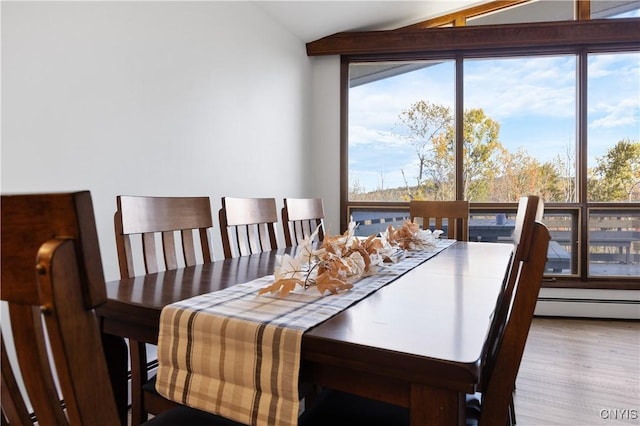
<box><xmin>509</xmin><ymin>393</ymin><xmax>516</xmax><ymax>425</ymax></box>
<box><xmin>130</xmin><ymin>340</ymin><xmax>149</xmax><ymax>426</ymax></box>
<box><xmin>299</xmin><ymin>382</ymin><xmax>319</xmax><ymax>413</ymax></box>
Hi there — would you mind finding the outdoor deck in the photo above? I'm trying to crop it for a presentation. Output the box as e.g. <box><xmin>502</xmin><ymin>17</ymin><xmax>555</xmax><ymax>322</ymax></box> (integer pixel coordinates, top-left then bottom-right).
<box><xmin>352</xmin><ymin>212</ymin><xmax>639</xmax><ymax>277</ymax></box>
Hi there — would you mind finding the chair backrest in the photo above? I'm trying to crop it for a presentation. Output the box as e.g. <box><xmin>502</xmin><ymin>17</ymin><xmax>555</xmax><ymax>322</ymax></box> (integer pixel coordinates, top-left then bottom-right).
<box><xmin>480</xmin><ymin>195</ymin><xmax>544</xmax><ymax>390</ymax></box>
<box><xmin>409</xmin><ymin>200</ymin><xmax>469</xmax><ymax>241</ymax></box>
<box><xmin>1</xmin><ymin>191</ymin><xmax>120</xmax><ymax>426</ymax></box>
<box><xmin>114</xmin><ymin>195</ymin><xmax>214</xmax><ymax>278</ymax></box>
<box><xmin>281</xmin><ymin>198</ymin><xmax>325</xmax><ymax>247</ymax></box>
<box><xmin>218</xmin><ymin>197</ymin><xmax>279</xmax><ymax>259</ymax></box>
<box><xmin>511</xmin><ymin>195</ymin><xmax>545</xmax><ymax>260</ymax></box>
<box><xmin>478</xmin><ymin>221</ymin><xmax>550</xmax><ymax>426</ymax></box>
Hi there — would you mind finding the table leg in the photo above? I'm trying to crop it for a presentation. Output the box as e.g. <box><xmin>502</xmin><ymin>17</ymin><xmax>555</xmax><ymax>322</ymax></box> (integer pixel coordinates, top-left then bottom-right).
<box><xmin>410</xmin><ymin>384</ymin><xmax>464</xmax><ymax>426</ymax></box>
<box><xmin>102</xmin><ymin>333</ymin><xmax>129</xmax><ymax>426</ymax></box>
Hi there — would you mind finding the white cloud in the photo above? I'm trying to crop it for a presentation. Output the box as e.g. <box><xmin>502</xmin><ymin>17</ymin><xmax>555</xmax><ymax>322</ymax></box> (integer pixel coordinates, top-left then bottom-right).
<box><xmin>349</xmin><ymin>62</ymin><xmax>455</xmax><ymax>140</ymax></box>
<box><xmin>465</xmin><ymin>56</ymin><xmax>576</xmax><ymax>119</ymax></box>
<box><xmin>589</xmin><ymin>53</ymin><xmax>639</xmax><ymax>79</ymax></box>
<box><xmin>349</xmin><ymin>125</ymin><xmax>407</xmax><ymax>147</ymax></box>
<box><xmin>590</xmin><ymin>98</ymin><xmax>640</xmax><ymax>129</ymax></box>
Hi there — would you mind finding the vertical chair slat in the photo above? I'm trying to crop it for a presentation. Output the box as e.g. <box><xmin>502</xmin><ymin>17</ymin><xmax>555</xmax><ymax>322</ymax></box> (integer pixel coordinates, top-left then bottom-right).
<box><xmin>258</xmin><ymin>223</ymin><xmax>269</xmax><ymax>252</ymax></box>
<box><xmin>199</xmin><ymin>229</ymin><xmax>212</xmax><ymax>263</ymax></box>
<box><xmin>163</xmin><ymin>231</ymin><xmax>179</xmax><ymax>269</ymax></box>
<box><xmin>142</xmin><ymin>233</ymin><xmax>159</xmax><ymax>274</ymax></box>
<box><xmin>181</xmin><ymin>230</ymin><xmax>196</xmax><ymax>267</ymax></box>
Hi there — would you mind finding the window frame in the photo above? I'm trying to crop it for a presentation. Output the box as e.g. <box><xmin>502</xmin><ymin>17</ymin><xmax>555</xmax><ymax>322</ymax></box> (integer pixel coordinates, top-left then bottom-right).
<box><xmin>338</xmin><ymin>20</ymin><xmax>640</xmax><ymax>290</ymax></box>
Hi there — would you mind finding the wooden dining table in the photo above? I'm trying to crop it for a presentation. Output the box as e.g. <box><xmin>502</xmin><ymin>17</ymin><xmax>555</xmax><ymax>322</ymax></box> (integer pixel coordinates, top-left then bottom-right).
<box><xmin>97</xmin><ymin>240</ymin><xmax>513</xmax><ymax>426</ymax></box>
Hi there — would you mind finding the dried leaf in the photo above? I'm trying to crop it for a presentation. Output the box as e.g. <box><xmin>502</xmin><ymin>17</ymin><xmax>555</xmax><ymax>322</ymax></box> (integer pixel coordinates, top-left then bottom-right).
<box><xmin>315</xmin><ymin>271</ymin><xmax>353</xmax><ymax>295</ymax></box>
<box><xmin>258</xmin><ymin>277</ymin><xmax>304</xmax><ymax>297</ymax></box>
<box><xmin>274</xmin><ymin>254</ymin><xmax>303</xmax><ymax>281</ymax></box>
<box><xmin>361</xmin><ymin>234</ymin><xmax>384</xmax><ymax>255</ymax></box>
<box><xmin>295</xmin><ymin>224</ymin><xmax>323</xmax><ymax>265</ymax></box>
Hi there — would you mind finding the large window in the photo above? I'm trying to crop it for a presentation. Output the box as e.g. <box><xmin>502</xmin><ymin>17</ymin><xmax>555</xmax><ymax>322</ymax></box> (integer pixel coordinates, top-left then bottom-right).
<box><xmin>341</xmin><ymin>20</ymin><xmax>639</xmax><ymax>288</ymax></box>
<box><xmin>465</xmin><ymin>55</ymin><xmax>577</xmax><ymax>202</ymax></box>
<box><xmin>586</xmin><ymin>51</ymin><xmax>640</xmax><ymax>277</ymax></box>
<box><xmin>349</xmin><ymin>57</ymin><xmax>578</xmax><ymax>204</ymax></box>
<box><xmin>349</xmin><ymin>60</ymin><xmax>455</xmax><ymax>201</ymax></box>
<box><xmin>587</xmin><ymin>52</ymin><xmax>640</xmax><ymax>203</ymax></box>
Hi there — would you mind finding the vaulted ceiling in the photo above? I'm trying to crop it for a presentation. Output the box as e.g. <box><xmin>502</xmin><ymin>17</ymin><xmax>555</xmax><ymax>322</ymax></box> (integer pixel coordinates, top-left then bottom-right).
<box><xmin>254</xmin><ymin>1</ymin><xmax>487</xmax><ymax>43</ymax></box>
<box><xmin>254</xmin><ymin>0</ymin><xmax>640</xmax><ymax>44</ymax></box>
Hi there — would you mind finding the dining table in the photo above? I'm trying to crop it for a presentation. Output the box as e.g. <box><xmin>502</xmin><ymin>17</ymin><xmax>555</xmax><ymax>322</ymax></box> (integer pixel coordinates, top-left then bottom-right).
<box><xmin>97</xmin><ymin>240</ymin><xmax>514</xmax><ymax>426</ymax></box>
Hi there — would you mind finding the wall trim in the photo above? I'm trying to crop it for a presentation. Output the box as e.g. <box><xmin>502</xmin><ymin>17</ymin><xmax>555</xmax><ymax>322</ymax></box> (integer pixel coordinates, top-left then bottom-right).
<box><xmin>535</xmin><ymin>288</ymin><xmax>640</xmax><ymax>319</ymax></box>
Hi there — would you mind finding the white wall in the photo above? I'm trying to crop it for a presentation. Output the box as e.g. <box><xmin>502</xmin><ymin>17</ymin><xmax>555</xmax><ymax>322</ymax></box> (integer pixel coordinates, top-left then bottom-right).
<box><xmin>309</xmin><ymin>55</ymin><xmax>342</xmax><ymax>236</ymax></box>
<box><xmin>1</xmin><ymin>1</ymin><xmax>322</xmax><ymax>281</ymax></box>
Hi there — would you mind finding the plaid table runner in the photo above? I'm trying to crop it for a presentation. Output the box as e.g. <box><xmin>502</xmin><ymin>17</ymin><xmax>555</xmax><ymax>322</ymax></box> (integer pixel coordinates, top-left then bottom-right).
<box><xmin>155</xmin><ymin>239</ymin><xmax>455</xmax><ymax>426</ymax></box>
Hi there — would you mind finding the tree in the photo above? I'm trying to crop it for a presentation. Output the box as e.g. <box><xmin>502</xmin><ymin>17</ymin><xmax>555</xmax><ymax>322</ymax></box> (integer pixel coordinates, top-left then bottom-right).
<box><xmin>422</xmin><ymin>130</ymin><xmax>455</xmax><ymax>200</ymax></box>
<box><xmin>549</xmin><ymin>145</ymin><xmax>576</xmax><ymax>202</ymax></box>
<box><xmin>349</xmin><ymin>178</ymin><xmax>365</xmax><ymax>197</ymax></box>
<box><xmin>393</xmin><ymin>102</ymin><xmax>640</xmax><ymax>204</ymax></box>
<box><xmin>588</xmin><ymin>139</ymin><xmax>640</xmax><ymax>202</ymax></box>
<box><xmin>494</xmin><ymin>147</ymin><xmax>543</xmax><ymax>202</ymax></box>
<box><xmin>538</xmin><ymin>161</ymin><xmax>565</xmax><ymax>202</ymax></box>
<box><xmin>397</xmin><ymin>100</ymin><xmax>452</xmax><ymax>199</ymax></box>
<box><xmin>397</xmin><ymin>102</ymin><xmax>503</xmax><ymax>201</ymax></box>
<box><xmin>457</xmin><ymin>108</ymin><xmax>501</xmax><ymax>201</ymax></box>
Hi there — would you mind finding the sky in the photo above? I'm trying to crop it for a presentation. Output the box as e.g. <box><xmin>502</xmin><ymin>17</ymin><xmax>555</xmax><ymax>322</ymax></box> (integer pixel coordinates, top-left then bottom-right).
<box><xmin>348</xmin><ymin>15</ymin><xmax>640</xmax><ymax>193</ymax></box>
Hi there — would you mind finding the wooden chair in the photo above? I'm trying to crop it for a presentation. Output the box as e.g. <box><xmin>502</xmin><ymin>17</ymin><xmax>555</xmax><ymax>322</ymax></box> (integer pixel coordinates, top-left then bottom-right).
<box><xmin>478</xmin><ymin>195</ymin><xmax>543</xmax><ymax>425</ymax></box>
<box><xmin>0</xmin><ymin>191</ymin><xmax>242</xmax><ymax>426</ymax></box>
<box><xmin>114</xmin><ymin>195</ymin><xmax>215</xmax><ymax>425</ymax></box>
<box><xmin>219</xmin><ymin>197</ymin><xmax>279</xmax><ymax>259</ymax></box>
<box><xmin>115</xmin><ymin>195</ymin><xmax>214</xmax><ymax>278</ymax></box>
<box><xmin>281</xmin><ymin>198</ymin><xmax>325</xmax><ymax>247</ymax></box>
<box><xmin>470</xmin><ymin>220</ymin><xmax>549</xmax><ymax>425</ymax></box>
<box><xmin>483</xmin><ymin>196</ymin><xmax>544</xmax><ymax>362</ymax></box>
<box><xmin>409</xmin><ymin>200</ymin><xmax>469</xmax><ymax>241</ymax></box>
<box><xmin>298</xmin><ymin>216</ymin><xmax>550</xmax><ymax>426</ymax></box>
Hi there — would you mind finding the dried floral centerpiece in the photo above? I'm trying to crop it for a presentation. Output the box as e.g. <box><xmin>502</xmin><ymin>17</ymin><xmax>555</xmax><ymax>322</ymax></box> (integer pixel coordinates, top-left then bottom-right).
<box><xmin>259</xmin><ymin>220</ymin><xmax>443</xmax><ymax>297</ymax></box>
<box><xmin>382</xmin><ymin>220</ymin><xmax>444</xmax><ymax>251</ymax></box>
